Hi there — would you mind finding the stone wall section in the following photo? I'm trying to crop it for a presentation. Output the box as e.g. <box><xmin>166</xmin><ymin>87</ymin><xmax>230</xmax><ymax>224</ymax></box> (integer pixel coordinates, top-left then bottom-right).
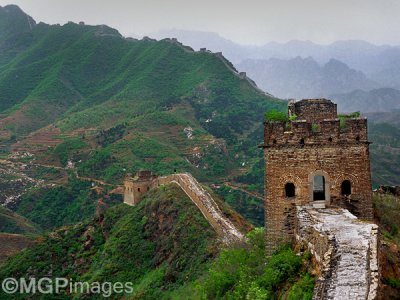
<box><xmin>296</xmin><ymin>206</ymin><xmax>379</xmax><ymax>300</ymax></box>
<box><xmin>124</xmin><ymin>173</ymin><xmax>245</xmax><ymax>244</ymax></box>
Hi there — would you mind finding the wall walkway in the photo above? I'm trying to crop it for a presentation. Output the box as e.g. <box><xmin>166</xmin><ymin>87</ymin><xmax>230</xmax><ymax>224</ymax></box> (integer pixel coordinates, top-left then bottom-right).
<box><xmin>296</xmin><ymin>206</ymin><xmax>379</xmax><ymax>300</ymax></box>
<box><xmin>154</xmin><ymin>173</ymin><xmax>245</xmax><ymax>244</ymax></box>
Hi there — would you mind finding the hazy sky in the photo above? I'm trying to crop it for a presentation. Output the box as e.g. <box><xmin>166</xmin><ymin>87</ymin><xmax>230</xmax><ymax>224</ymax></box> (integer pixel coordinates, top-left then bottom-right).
<box><xmin>0</xmin><ymin>0</ymin><xmax>399</xmax><ymax>45</ymax></box>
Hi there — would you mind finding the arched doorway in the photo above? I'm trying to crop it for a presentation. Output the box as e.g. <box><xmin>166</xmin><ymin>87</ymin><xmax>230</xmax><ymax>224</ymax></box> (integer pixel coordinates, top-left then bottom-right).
<box><xmin>341</xmin><ymin>180</ymin><xmax>351</xmax><ymax>196</ymax></box>
<box><xmin>313</xmin><ymin>175</ymin><xmax>326</xmax><ymax>201</ymax></box>
<box><xmin>285</xmin><ymin>182</ymin><xmax>295</xmax><ymax>198</ymax></box>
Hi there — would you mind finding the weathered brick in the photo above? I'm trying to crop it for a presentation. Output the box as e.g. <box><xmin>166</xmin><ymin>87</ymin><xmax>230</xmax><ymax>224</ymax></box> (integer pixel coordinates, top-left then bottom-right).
<box><xmin>263</xmin><ymin>99</ymin><xmax>373</xmax><ymax>255</ymax></box>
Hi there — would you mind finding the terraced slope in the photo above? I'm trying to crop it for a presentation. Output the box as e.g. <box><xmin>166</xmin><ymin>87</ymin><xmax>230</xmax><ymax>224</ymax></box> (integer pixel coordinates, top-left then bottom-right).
<box><xmin>0</xmin><ymin>5</ymin><xmax>283</xmax><ymax>196</ymax></box>
<box><xmin>0</xmin><ymin>205</ymin><xmax>40</xmax><ymax>235</ymax></box>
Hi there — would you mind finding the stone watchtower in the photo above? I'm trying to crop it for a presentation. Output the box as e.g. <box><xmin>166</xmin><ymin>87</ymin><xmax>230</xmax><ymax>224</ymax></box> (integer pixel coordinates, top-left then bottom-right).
<box><xmin>123</xmin><ymin>170</ymin><xmax>157</xmax><ymax>206</ymax></box>
<box><xmin>262</xmin><ymin>99</ymin><xmax>373</xmax><ymax>255</ymax></box>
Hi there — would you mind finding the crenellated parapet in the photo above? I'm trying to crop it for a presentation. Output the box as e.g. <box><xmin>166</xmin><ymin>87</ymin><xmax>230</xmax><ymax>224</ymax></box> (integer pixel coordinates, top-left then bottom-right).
<box><xmin>263</xmin><ymin>117</ymin><xmax>369</xmax><ymax>147</ymax></box>
<box><xmin>288</xmin><ymin>98</ymin><xmax>337</xmax><ymax>123</ymax></box>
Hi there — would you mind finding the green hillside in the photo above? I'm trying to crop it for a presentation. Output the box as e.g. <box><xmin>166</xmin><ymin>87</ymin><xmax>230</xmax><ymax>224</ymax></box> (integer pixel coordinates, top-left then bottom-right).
<box><xmin>0</xmin><ymin>206</ymin><xmax>39</xmax><ymax>264</ymax></box>
<box><xmin>0</xmin><ymin>184</ymin><xmax>222</xmax><ymax>299</ymax></box>
<box><xmin>370</xmin><ymin>122</ymin><xmax>400</xmax><ymax>186</ymax></box>
<box><xmin>0</xmin><ymin>4</ymin><xmax>398</xmax><ymax>235</ymax></box>
<box><xmin>0</xmin><ymin>184</ymin><xmax>314</xmax><ymax>300</ymax></box>
<box><xmin>0</xmin><ymin>5</ymin><xmax>282</xmax><ymax>183</ymax></box>
<box><xmin>0</xmin><ymin>205</ymin><xmax>40</xmax><ymax>235</ymax></box>
<box><xmin>0</xmin><ymin>5</ymin><xmax>282</xmax><ymax>229</ymax></box>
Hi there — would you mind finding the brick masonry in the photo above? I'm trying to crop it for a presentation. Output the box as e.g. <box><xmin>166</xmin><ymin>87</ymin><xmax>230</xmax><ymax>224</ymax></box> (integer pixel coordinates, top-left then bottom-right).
<box><xmin>262</xmin><ymin>99</ymin><xmax>373</xmax><ymax>255</ymax></box>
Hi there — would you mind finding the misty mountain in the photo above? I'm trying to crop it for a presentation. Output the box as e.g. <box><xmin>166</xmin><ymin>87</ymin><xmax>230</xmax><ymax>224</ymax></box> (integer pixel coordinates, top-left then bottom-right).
<box><xmin>367</xmin><ymin>48</ymin><xmax>400</xmax><ymax>90</ymax></box>
<box><xmin>152</xmin><ymin>30</ymin><xmax>387</xmax><ymax>100</ymax></box>
<box><xmin>149</xmin><ymin>29</ymin><xmax>252</xmax><ymax>63</ymax></box>
<box><xmin>237</xmin><ymin>57</ymin><xmax>378</xmax><ymax>99</ymax></box>
<box><xmin>254</xmin><ymin>40</ymin><xmax>400</xmax><ymax>90</ymax></box>
<box><xmin>330</xmin><ymin>88</ymin><xmax>400</xmax><ymax>113</ymax></box>
<box><xmin>150</xmin><ymin>30</ymin><xmax>398</xmax><ymax>68</ymax></box>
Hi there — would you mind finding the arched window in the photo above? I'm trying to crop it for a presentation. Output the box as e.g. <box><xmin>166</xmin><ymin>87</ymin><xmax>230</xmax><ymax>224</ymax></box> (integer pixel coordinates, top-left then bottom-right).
<box><xmin>341</xmin><ymin>180</ymin><xmax>351</xmax><ymax>195</ymax></box>
<box><xmin>285</xmin><ymin>182</ymin><xmax>295</xmax><ymax>198</ymax></box>
<box><xmin>313</xmin><ymin>175</ymin><xmax>326</xmax><ymax>200</ymax></box>
<box><xmin>138</xmin><ymin>188</ymin><xmax>141</xmax><ymax>192</ymax></box>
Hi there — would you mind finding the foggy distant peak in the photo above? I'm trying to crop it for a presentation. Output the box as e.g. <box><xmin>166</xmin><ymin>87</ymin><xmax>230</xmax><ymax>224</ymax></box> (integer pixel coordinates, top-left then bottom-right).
<box><xmin>0</xmin><ymin>4</ymin><xmax>37</xmax><ymax>37</ymax></box>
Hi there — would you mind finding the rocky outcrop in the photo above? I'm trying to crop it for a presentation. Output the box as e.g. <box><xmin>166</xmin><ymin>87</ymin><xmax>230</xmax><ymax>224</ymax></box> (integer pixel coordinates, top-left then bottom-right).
<box><xmin>296</xmin><ymin>206</ymin><xmax>379</xmax><ymax>300</ymax></box>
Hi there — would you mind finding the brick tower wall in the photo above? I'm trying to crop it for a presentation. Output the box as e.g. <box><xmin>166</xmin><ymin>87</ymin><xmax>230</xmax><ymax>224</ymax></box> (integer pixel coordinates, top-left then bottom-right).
<box><xmin>264</xmin><ymin>99</ymin><xmax>373</xmax><ymax>255</ymax></box>
<box><xmin>123</xmin><ymin>171</ymin><xmax>157</xmax><ymax>206</ymax></box>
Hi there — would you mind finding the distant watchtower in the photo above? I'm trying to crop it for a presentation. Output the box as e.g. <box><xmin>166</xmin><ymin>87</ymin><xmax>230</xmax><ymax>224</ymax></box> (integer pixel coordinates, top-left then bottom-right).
<box><xmin>262</xmin><ymin>99</ymin><xmax>373</xmax><ymax>255</ymax></box>
<box><xmin>124</xmin><ymin>171</ymin><xmax>157</xmax><ymax>206</ymax></box>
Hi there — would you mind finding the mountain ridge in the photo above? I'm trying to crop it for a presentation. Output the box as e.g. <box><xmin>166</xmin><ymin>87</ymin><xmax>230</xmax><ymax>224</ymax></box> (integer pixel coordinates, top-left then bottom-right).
<box><xmin>0</xmin><ymin>5</ymin><xmax>280</xmax><ymax>231</ymax></box>
<box><xmin>238</xmin><ymin>56</ymin><xmax>378</xmax><ymax>99</ymax></box>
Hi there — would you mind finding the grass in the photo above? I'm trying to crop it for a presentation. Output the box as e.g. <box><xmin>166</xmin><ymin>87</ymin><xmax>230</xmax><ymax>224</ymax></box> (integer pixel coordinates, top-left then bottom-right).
<box><xmin>373</xmin><ymin>192</ymin><xmax>400</xmax><ymax>244</ymax></box>
<box><xmin>338</xmin><ymin>111</ymin><xmax>361</xmax><ymax>129</ymax></box>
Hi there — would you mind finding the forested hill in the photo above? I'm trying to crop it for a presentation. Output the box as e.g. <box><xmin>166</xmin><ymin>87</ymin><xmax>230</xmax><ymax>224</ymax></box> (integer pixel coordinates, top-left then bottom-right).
<box><xmin>0</xmin><ymin>5</ymin><xmax>284</xmax><ymax>229</ymax></box>
<box><xmin>0</xmin><ymin>5</ymin><xmax>398</xmax><ymax>231</ymax></box>
<box><xmin>0</xmin><ymin>4</ymin><xmax>283</xmax><ymax>180</ymax></box>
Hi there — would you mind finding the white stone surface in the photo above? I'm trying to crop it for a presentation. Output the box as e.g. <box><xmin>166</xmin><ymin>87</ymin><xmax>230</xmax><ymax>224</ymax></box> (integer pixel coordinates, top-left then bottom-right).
<box><xmin>298</xmin><ymin>207</ymin><xmax>378</xmax><ymax>300</ymax></box>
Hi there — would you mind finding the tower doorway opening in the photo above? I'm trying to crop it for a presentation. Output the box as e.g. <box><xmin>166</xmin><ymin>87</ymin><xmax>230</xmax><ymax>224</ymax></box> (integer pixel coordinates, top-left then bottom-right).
<box><xmin>313</xmin><ymin>175</ymin><xmax>326</xmax><ymax>200</ymax></box>
<box><xmin>285</xmin><ymin>182</ymin><xmax>295</xmax><ymax>198</ymax></box>
<box><xmin>341</xmin><ymin>180</ymin><xmax>351</xmax><ymax>196</ymax></box>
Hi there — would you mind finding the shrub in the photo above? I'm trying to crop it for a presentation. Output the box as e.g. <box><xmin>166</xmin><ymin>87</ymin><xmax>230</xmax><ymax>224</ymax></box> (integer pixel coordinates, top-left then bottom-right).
<box><xmin>312</xmin><ymin>123</ymin><xmax>319</xmax><ymax>132</ymax></box>
<box><xmin>265</xmin><ymin>110</ymin><xmax>287</xmax><ymax>122</ymax></box>
<box><xmin>373</xmin><ymin>193</ymin><xmax>400</xmax><ymax>243</ymax></box>
<box><xmin>338</xmin><ymin>111</ymin><xmax>361</xmax><ymax>129</ymax></box>
<box><xmin>287</xmin><ymin>273</ymin><xmax>315</xmax><ymax>300</ymax></box>
<box><xmin>196</xmin><ymin>228</ymin><xmax>314</xmax><ymax>299</ymax></box>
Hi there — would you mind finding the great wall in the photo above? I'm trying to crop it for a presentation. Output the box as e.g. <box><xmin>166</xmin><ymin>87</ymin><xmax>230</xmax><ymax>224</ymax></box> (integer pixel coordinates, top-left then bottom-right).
<box><xmin>123</xmin><ymin>98</ymin><xmax>381</xmax><ymax>299</ymax></box>
<box><xmin>124</xmin><ymin>170</ymin><xmax>380</xmax><ymax>299</ymax></box>
<box><xmin>124</xmin><ymin>171</ymin><xmax>245</xmax><ymax>244</ymax></box>
<box><xmin>297</xmin><ymin>206</ymin><xmax>379</xmax><ymax>299</ymax></box>
<box><xmin>0</xmin><ymin>97</ymin><xmax>382</xmax><ymax>298</ymax></box>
